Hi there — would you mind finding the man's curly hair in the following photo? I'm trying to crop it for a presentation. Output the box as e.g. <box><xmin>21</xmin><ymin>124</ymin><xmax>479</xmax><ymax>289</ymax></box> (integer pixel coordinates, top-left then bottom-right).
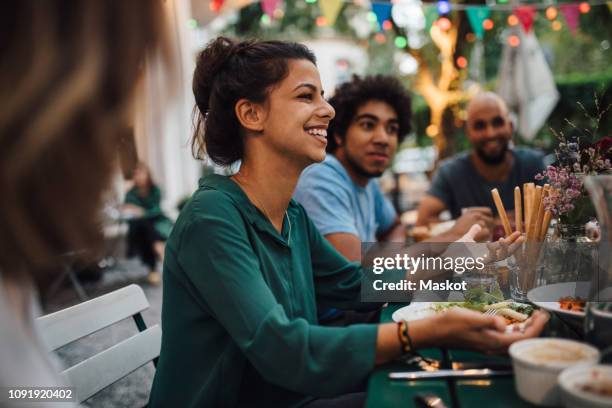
<box><xmin>326</xmin><ymin>75</ymin><xmax>412</xmax><ymax>153</ymax></box>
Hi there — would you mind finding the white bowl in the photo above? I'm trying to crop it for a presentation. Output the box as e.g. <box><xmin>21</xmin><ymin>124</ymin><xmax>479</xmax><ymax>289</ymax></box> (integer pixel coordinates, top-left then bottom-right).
<box><xmin>509</xmin><ymin>338</ymin><xmax>600</xmax><ymax>407</ymax></box>
<box><xmin>559</xmin><ymin>364</ymin><xmax>612</xmax><ymax>408</ymax></box>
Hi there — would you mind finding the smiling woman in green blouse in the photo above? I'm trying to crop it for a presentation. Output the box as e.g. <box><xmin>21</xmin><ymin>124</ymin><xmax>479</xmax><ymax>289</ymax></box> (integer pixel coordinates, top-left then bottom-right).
<box><xmin>148</xmin><ymin>37</ymin><xmax>549</xmax><ymax>408</ymax></box>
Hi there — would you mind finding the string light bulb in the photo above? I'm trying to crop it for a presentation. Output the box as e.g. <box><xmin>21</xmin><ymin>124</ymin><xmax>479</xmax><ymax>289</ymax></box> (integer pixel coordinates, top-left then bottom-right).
<box><xmin>436</xmin><ymin>17</ymin><xmax>452</xmax><ymax>31</ymax></box>
<box><xmin>437</xmin><ymin>1</ymin><xmax>450</xmax><ymax>15</ymax></box>
<box><xmin>394</xmin><ymin>36</ymin><xmax>408</xmax><ymax>48</ymax></box>
<box><xmin>383</xmin><ymin>20</ymin><xmax>393</xmax><ymax>30</ymax></box>
<box><xmin>456</xmin><ymin>56</ymin><xmax>468</xmax><ymax>68</ymax></box>
<box><xmin>316</xmin><ymin>16</ymin><xmax>327</xmax><ymax>26</ymax></box>
<box><xmin>482</xmin><ymin>19</ymin><xmax>494</xmax><ymax>30</ymax></box>
<box><xmin>426</xmin><ymin>125</ymin><xmax>439</xmax><ymax>137</ymax></box>
<box><xmin>579</xmin><ymin>2</ymin><xmax>590</xmax><ymax>13</ymax></box>
<box><xmin>552</xmin><ymin>20</ymin><xmax>562</xmax><ymax>31</ymax></box>
<box><xmin>507</xmin><ymin>15</ymin><xmax>519</xmax><ymax>26</ymax></box>
<box><xmin>508</xmin><ymin>35</ymin><xmax>520</xmax><ymax>47</ymax></box>
<box><xmin>545</xmin><ymin>7</ymin><xmax>558</xmax><ymax>20</ymax></box>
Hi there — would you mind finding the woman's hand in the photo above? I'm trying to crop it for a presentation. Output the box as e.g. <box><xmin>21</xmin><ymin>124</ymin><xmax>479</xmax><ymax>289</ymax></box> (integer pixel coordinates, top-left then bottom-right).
<box><xmin>427</xmin><ymin>308</ymin><xmax>549</xmax><ymax>354</ymax></box>
<box><xmin>122</xmin><ymin>204</ymin><xmax>145</xmax><ymax>217</ymax></box>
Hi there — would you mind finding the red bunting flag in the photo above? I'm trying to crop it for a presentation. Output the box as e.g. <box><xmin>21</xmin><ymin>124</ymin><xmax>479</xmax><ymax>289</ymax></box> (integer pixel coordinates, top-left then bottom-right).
<box><xmin>261</xmin><ymin>0</ymin><xmax>282</xmax><ymax>17</ymax></box>
<box><xmin>211</xmin><ymin>0</ymin><xmax>224</xmax><ymax>13</ymax></box>
<box><xmin>513</xmin><ymin>6</ymin><xmax>536</xmax><ymax>33</ymax></box>
<box><xmin>560</xmin><ymin>3</ymin><xmax>580</xmax><ymax>34</ymax></box>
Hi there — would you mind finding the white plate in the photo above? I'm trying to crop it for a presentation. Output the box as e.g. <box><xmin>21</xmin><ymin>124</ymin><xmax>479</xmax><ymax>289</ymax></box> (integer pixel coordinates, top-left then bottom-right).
<box><xmin>392</xmin><ymin>302</ymin><xmax>438</xmax><ymax>322</ymax></box>
<box><xmin>527</xmin><ymin>282</ymin><xmax>591</xmax><ymax>320</ymax></box>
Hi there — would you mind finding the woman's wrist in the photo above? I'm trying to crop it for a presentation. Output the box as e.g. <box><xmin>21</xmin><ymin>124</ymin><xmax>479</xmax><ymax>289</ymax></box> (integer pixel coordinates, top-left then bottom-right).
<box><xmin>408</xmin><ymin>314</ymin><xmax>446</xmax><ymax>349</ymax></box>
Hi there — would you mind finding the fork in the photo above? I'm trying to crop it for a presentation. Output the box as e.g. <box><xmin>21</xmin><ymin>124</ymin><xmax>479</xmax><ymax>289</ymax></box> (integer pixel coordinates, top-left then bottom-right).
<box><xmin>484</xmin><ymin>309</ymin><xmax>499</xmax><ymax>316</ymax></box>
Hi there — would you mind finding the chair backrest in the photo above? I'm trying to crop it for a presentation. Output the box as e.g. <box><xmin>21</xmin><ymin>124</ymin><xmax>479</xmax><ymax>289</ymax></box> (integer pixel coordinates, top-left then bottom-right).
<box><xmin>36</xmin><ymin>284</ymin><xmax>161</xmax><ymax>404</ymax></box>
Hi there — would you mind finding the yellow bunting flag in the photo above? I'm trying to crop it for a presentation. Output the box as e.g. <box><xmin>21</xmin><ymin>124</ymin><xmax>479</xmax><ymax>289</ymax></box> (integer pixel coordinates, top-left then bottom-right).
<box><xmin>319</xmin><ymin>0</ymin><xmax>344</xmax><ymax>26</ymax></box>
<box><xmin>608</xmin><ymin>1</ymin><xmax>612</xmax><ymax>12</ymax></box>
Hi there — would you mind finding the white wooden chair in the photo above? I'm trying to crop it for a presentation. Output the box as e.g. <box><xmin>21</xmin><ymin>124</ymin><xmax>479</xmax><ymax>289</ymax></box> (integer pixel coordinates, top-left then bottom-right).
<box><xmin>36</xmin><ymin>284</ymin><xmax>160</xmax><ymax>405</ymax></box>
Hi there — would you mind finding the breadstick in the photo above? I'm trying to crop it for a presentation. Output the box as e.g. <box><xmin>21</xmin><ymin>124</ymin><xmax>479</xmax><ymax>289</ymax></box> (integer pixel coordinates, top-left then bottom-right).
<box><xmin>514</xmin><ymin>186</ymin><xmax>522</xmax><ymax>234</ymax></box>
<box><xmin>534</xmin><ymin>186</ymin><xmax>547</xmax><ymax>241</ymax></box>
<box><xmin>491</xmin><ymin>188</ymin><xmax>512</xmax><ymax>237</ymax></box>
<box><xmin>528</xmin><ymin>186</ymin><xmax>542</xmax><ymax>241</ymax></box>
<box><xmin>540</xmin><ymin>210</ymin><xmax>552</xmax><ymax>241</ymax></box>
<box><xmin>523</xmin><ymin>183</ymin><xmax>533</xmax><ymax>233</ymax></box>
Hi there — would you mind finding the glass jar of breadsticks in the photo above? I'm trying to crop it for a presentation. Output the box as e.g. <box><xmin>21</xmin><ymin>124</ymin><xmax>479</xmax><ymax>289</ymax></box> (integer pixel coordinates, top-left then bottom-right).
<box><xmin>490</xmin><ymin>183</ymin><xmax>553</xmax><ymax>302</ymax></box>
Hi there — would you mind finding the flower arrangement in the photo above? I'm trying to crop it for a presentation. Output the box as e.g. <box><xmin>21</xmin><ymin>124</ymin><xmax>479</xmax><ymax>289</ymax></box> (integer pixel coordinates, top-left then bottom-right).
<box><xmin>535</xmin><ymin>100</ymin><xmax>611</xmax><ymax>226</ymax></box>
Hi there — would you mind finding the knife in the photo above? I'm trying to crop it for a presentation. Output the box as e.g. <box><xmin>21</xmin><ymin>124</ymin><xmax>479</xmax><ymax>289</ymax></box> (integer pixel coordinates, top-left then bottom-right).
<box><xmin>389</xmin><ymin>368</ymin><xmax>514</xmax><ymax>380</ymax></box>
<box><xmin>451</xmin><ymin>361</ymin><xmax>513</xmax><ymax>371</ymax></box>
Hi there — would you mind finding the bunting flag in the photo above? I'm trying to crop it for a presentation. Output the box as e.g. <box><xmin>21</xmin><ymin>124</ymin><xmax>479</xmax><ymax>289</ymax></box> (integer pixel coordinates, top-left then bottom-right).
<box><xmin>372</xmin><ymin>2</ymin><xmax>393</xmax><ymax>31</ymax></box>
<box><xmin>424</xmin><ymin>6</ymin><xmax>438</xmax><ymax>32</ymax></box>
<box><xmin>211</xmin><ymin>0</ymin><xmax>225</xmax><ymax>13</ymax></box>
<box><xmin>513</xmin><ymin>6</ymin><xmax>536</xmax><ymax>33</ymax></box>
<box><xmin>261</xmin><ymin>0</ymin><xmax>281</xmax><ymax>17</ymax></box>
<box><xmin>466</xmin><ymin>6</ymin><xmax>490</xmax><ymax>39</ymax></box>
<box><xmin>560</xmin><ymin>3</ymin><xmax>580</xmax><ymax>34</ymax></box>
<box><xmin>319</xmin><ymin>0</ymin><xmax>344</xmax><ymax>26</ymax></box>
<box><xmin>608</xmin><ymin>1</ymin><xmax>612</xmax><ymax>12</ymax></box>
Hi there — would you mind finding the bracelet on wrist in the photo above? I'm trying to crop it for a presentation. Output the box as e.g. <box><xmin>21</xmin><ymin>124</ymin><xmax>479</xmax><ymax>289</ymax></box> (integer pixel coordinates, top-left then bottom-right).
<box><xmin>397</xmin><ymin>320</ymin><xmax>414</xmax><ymax>355</ymax></box>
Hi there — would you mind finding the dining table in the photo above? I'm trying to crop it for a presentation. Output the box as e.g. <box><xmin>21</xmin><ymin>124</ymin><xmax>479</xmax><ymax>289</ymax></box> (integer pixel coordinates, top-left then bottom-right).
<box><xmin>365</xmin><ymin>303</ymin><xmax>585</xmax><ymax>408</ymax></box>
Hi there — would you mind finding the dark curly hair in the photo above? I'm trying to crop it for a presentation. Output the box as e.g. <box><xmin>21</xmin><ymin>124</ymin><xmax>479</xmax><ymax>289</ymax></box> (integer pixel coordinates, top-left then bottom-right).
<box><xmin>192</xmin><ymin>36</ymin><xmax>316</xmax><ymax>166</ymax></box>
<box><xmin>326</xmin><ymin>75</ymin><xmax>412</xmax><ymax>153</ymax></box>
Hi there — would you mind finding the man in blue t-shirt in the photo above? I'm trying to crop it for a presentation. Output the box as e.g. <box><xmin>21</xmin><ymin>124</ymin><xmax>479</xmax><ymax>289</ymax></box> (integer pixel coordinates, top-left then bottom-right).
<box><xmin>417</xmin><ymin>92</ymin><xmax>546</xmax><ymax>225</ymax></box>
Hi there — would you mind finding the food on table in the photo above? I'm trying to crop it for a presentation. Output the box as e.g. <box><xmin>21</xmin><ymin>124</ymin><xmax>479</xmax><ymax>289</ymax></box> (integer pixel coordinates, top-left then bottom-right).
<box><xmin>431</xmin><ymin>299</ymin><xmax>534</xmax><ymax>325</ymax></box>
<box><xmin>579</xmin><ymin>381</ymin><xmax>612</xmax><ymax>397</ymax></box>
<box><xmin>558</xmin><ymin>296</ymin><xmax>586</xmax><ymax>312</ymax></box>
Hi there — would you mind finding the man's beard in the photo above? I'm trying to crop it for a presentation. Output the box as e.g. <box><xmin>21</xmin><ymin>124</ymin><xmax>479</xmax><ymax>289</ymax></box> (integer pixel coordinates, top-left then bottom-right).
<box><xmin>475</xmin><ymin>139</ymin><xmax>509</xmax><ymax>165</ymax></box>
<box><xmin>345</xmin><ymin>152</ymin><xmax>385</xmax><ymax>179</ymax></box>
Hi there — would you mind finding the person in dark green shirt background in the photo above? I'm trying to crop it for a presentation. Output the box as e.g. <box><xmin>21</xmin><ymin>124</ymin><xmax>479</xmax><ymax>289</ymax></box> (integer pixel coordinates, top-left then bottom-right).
<box><xmin>123</xmin><ymin>162</ymin><xmax>173</xmax><ymax>284</ymax></box>
<box><xmin>148</xmin><ymin>37</ymin><xmax>549</xmax><ymax>408</ymax></box>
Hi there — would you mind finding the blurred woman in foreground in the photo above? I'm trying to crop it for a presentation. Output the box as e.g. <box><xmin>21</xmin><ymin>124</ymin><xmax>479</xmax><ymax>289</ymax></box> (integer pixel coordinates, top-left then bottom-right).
<box><xmin>0</xmin><ymin>0</ymin><xmax>169</xmax><ymax>399</ymax></box>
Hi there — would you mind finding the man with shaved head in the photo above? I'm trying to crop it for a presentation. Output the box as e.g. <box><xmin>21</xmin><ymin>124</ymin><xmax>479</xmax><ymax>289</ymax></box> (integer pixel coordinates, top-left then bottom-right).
<box><xmin>417</xmin><ymin>92</ymin><xmax>545</xmax><ymax>225</ymax></box>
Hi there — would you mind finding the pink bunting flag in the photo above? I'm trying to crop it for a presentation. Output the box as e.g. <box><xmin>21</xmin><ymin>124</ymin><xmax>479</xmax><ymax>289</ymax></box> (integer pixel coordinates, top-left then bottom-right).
<box><xmin>261</xmin><ymin>0</ymin><xmax>281</xmax><ymax>17</ymax></box>
<box><xmin>513</xmin><ymin>6</ymin><xmax>536</xmax><ymax>33</ymax></box>
<box><xmin>560</xmin><ymin>3</ymin><xmax>580</xmax><ymax>34</ymax></box>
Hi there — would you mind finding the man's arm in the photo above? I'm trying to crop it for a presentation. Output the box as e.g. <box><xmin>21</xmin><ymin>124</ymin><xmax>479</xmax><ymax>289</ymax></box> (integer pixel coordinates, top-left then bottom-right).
<box><xmin>416</xmin><ymin>194</ymin><xmax>447</xmax><ymax>226</ymax></box>
<box><xmin>324</xmin><ymin>233</ymin><xmax>362</xmax><ymax>262</ymax></box>
<box><xmin>325</xmin><ymin>217</ymin><xmax>405</xmax><ymax>262</ymax></box>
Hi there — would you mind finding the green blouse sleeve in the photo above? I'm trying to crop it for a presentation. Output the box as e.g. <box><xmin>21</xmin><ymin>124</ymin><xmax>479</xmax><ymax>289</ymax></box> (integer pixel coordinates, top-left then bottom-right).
<box><xmin>304</xmin><ymin>210</ymin><xmax>380</xmax><ymax>311</ymax></box>
<box><xmin>175</xmin><ymin>192</ymin><xmax>377</xmax><ymax>397</ymax></box>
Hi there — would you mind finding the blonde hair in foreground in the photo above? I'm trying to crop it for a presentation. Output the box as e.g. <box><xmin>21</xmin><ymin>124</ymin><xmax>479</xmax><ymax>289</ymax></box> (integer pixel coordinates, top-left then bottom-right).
<box><xmin>0</xmin><ymin>1</ymin><xmax>170</xmax><ymax>282</ymax></box>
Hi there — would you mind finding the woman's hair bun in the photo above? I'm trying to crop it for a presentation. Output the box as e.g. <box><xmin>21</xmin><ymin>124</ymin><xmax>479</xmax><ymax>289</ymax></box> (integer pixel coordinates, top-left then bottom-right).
<box><xmin>192</xmin><ymin>36</ymin><xmax>237</xmax><ymax>113</ymax></box>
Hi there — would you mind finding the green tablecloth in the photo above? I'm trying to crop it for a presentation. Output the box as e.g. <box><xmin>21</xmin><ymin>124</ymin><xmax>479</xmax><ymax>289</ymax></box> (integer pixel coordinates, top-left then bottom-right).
<box><xmin>365</xmin><ymin>304</ymin><xmax>538</xmax><ymax>408</ymax></box>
